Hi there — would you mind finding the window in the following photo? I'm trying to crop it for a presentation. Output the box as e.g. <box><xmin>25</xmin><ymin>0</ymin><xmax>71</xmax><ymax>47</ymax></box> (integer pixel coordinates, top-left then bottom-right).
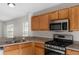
<box><xmin>7</xmin><ymin>24</ymin><xmax>14</xmax><ymax>38</ymax></box>
<box><xmin>23</xmin><ymin>22</ymin><xmax>28</xmax><ymax>36</ymax></box>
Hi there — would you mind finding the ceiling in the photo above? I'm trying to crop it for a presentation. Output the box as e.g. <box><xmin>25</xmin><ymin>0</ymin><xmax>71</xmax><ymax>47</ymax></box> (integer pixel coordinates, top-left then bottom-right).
<box><xmin>0</xmin><ymin>3</ymin><xmax>61</xmax><ymax>21</ymax></box>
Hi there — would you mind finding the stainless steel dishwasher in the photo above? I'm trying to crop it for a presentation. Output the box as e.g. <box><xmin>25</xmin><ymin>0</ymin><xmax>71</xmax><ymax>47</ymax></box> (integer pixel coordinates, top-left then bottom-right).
<box><xmin>0</xmin><ymin>47</ymin><xmax>3</xmax><ymax>55</ymax></box>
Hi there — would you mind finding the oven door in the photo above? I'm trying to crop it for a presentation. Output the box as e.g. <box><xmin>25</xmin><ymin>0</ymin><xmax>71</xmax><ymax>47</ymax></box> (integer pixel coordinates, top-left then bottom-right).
<box><xmin>45</xmin><ymin>47</ymin><xmax>65</xmax><ymax>55</ymax></box>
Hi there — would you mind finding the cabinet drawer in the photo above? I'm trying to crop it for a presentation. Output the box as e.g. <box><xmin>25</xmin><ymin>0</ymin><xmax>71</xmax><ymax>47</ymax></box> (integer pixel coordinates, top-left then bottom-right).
<box><xmin>66</xmin><ymin>49</ymin><xmax>79</xmax><ymax>55</ymax></box>
<box><xmin>35</xmin><ymin>43</ymin><xmax>44</xmax><ymax>48</ymax></box>
<box><xmin>4</xmin><ymin>49</ymin><xmax>19</xmax><ymax>55</ymax></box>
<box><xmin>4</xmin><ymin>45</ymin><xmax>19</xmax><ymax>52</ymax></box>
<box><xmin>20</xmin><ymin>43</ymin><xmax>32</xmax><ymax>48</ymax></box>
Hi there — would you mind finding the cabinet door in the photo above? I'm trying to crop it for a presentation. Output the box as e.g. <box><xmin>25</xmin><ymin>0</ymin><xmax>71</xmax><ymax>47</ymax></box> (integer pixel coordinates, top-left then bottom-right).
<box><xmin>66</xmin><ymin>49</ymin><xmax>79</xmax><ymax>55</ymax></box>
<box><xmin>35</xmin><ymin>43</ymin><xmax>44</xmax><ymax>55</ymax></box>
<box><xmin>49</xmin><ymin>11</ymin><xmax>58</xmax><ymax>20</ymax></box>
<box><xmin>69</xmin><ymin>6</ymin><xmax>79</xmax><ymax>31</ymax></box>
<box><xmin>39</xmin><ymin>14</ymin><xmax>49</xmax><ymax>31</ymax></box>
<box><xmin>59</xmin><ymin>8</ymin><xmax>69</xmax><ymax>19</ymax></box>
<box><xmin>31</xmin><ymin>16</ymin><xmax>40</xmax><ymax>31</ymax></box>
<box><xmin>35</xmin><ymin>47</ymin><xmax>44</xmax><ymax>55</ymax></box>
<box><xmin>4</xmin><ymin>45</ymin><xmax>20</xmax><ymax>55</ymax></box>
<box><xmin>20</xmin><ymin>43</ymin><xmax>33</xmax><ymax>55</ymax></box>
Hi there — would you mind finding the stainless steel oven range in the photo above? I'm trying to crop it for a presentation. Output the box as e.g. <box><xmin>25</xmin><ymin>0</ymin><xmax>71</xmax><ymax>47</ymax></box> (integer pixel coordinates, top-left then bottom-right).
<box><xmin>45</xmin><ymin>34</ymin><xmax>73</xmax><ymax>55</ymax></box>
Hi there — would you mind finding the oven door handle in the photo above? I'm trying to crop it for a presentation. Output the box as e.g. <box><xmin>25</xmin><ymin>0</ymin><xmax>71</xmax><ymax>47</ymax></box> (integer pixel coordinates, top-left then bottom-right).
<box><xmin>45</xmin><ymin>47</ymin><xmax>65</xmax><ymax>54</ymax></box>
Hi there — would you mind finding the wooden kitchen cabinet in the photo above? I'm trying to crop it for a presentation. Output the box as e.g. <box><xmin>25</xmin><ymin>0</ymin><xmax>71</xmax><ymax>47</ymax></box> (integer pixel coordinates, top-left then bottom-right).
<box><xmin>4</xmin><ymin>44</ymin><xmax>20</xmax><ymax>55</ymax></box>
<box><xmin>31</xmin><ymin>5</ymin><xmax>79</xmax><ymax>31</ymax></box>
<box><xmin>4</xmin><ymin>43</ymin><xmax>33</xmax><ymax>55</ymax></box>
<box><xmin>69</xmin><ymin>6</ymin><xmax>79</xmax><ymax>31</ymax></box>
<box><xmin>31</xmin><ymin>14</ymin><xmax>49</xmax><ymax>31</ymax></box>
<box><xmin>31</xmin><ymin>16</ymin><xmax>40</xmax><ymax>31</ymax></box>
<box><xmin>3</xmin><ymin>42</ymin><xmax>45</xmax><ymax>55</ymax></box>
<box><xmin>35</xmin><ymin>47</ymin><xmax>44</xmax><ymax>55</ymax></box>
<box><xmin>35</xmin><ymin>43</ymin><xmax>44</xmax><ymax>55</ymax></box>
<box><xmin>20</xmin><ymin>43</ymin><xmax>33</xmax><ymax>55</ymax></box>
<box><xmin>58</xmin><ymin>8</ymin><xmax>69</xmax><ymax>19</ymax></box>
<box><xmin>39</xmin><ymin>14</ymin><xmax>49</xmax><ymax>31</ymax></box>
<box><xmin>66</xmin><ymin>49</ymin><xmax>79</xmax><ymax>55</ymax></box>
<box><xmin>49</xmin><ymin>11</ymin><xmax>58</xmax><ymax>20</ymax></box>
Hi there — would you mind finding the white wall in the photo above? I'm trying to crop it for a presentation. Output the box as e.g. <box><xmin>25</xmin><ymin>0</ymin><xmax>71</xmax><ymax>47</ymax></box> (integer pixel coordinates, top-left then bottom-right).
<box><xmin>0</xmin><ymin>21</ymin><xmax>3</xmax><ymax>37</ymax></box>
<box><xmin>3</xmin><ymin>15</ymin><xmax>29</xmax><ymax>37</ymax></box>
<box><xmin>29</xmin><ymin>31</ymin><xmax>79</xmax><ymax>41</ymax></box>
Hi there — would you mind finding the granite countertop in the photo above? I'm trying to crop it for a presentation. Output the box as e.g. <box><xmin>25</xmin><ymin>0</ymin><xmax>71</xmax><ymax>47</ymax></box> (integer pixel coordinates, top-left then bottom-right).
<box><xmin>66</xmin><ymin>41</ymin><xmax>79</xmax><ymax>51</ymax></box>
<box><xmin>0</xmin><ymin>37</ymin><xmax>79</xmax><ymax>51</ymax></box>
<box><xmin>0</xmin><ymin>37</ymin><xmax>52</xmax><ymax>47</ymax></box>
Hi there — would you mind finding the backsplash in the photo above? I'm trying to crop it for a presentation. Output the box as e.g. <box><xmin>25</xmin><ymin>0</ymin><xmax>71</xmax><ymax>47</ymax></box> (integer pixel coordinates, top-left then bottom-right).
<box><xmin>30</xmin><ymin>31</ymin><xmax>79</xmax><ymax>41</ymax></box>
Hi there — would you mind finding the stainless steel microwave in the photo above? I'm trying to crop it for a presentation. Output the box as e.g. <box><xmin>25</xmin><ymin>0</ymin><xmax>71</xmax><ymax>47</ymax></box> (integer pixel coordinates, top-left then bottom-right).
<box><xmin>49</xmin><ymin>19</ymin><xmax>69</xmax><ymax>31</ymax></box>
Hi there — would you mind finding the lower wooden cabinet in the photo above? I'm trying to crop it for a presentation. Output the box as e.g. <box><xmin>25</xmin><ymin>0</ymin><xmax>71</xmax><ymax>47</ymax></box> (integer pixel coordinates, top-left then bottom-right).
<box><xmin>35</xmin><ymin>43</ymin><xmax>44</xmax><ymax>55</ymax></box>
<box><xmin>4</xmin><ymin>42</ymin><xmax>45</xmax><ymax>55</ymax></box>
<box><xmin>4</xmin><ymin>43</ymin><xmax>33</xmax><ymax>55</ymax></box>
<box><xmin>20</xmin><ymin>43</ymin><xmax>33</xmax><ymax>55</ymax></box>
<box><xmin>4</xmin><ymin>44</ymin><xmax>20</xmax><ymax>55</ymax></box>
<box><xmin>66</xmin><ymin>49</ymin><xmax>79</xmax><ymax>55</ymax></box>
<box><xmin>35</xmin><ymin>46</ymin><xmax>44</xmax><ymax>55</ymax></box>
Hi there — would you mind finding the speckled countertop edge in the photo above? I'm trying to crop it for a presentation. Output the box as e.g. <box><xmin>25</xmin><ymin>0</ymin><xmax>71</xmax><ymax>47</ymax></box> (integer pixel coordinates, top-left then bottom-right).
<box><xmin>66</xmin><ymin>41</ymin><xmax>79</xmax><ymax>51</ymax></box>
<box><xmin>0</xmin><ymin>37</ymin><xmax>52</xmax><ymax>47</ymax></box>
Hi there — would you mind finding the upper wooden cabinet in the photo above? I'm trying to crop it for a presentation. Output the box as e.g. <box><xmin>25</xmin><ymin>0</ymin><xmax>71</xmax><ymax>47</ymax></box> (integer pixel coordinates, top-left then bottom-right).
<box><xmin>58</xmin><ymin>8</ymin><xmax>69</xmax><ymax>19</ymax></box>
<box><xmin>31</xmin><ymin>14</ymin><xmax>49</xmax><ymax>31</ymax></box>
<box><xmin>31</xmin><ymin>16</ymin><xmax>40</xmax><ymax>31</ymax></box>
<box><xmin>39</xmin><ymin>14</ymin><xmax>49</xmax><ymax>30</ymax></box>
<box><xmin>49</xmin><ymin>11</ymin><xmax>58</xmax><ymax>20</ymax></box>
<box><xmin>31</xmin><ymin>5</ymin><xmax>79</xmax><ymax>31</ymax></box>
<box><xmin>69</xmin><ymin>6</ymin><xmax>79</xmax><ymax>31</ymax></box>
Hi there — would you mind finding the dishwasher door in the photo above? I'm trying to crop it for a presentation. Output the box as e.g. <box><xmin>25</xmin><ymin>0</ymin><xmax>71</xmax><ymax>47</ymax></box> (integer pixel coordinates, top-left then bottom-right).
<box><xmin>0</xmin><ymin>47</ymin><xmax>3</xmax><ymax>55</ymax></box>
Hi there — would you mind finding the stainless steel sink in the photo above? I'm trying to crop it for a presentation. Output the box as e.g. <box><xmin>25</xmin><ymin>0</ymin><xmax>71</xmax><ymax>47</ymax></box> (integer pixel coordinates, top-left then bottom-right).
<box><xmin>2</xmin><ymin>39</ymin><xmax>27</xmax><ymax>45</ymax></box>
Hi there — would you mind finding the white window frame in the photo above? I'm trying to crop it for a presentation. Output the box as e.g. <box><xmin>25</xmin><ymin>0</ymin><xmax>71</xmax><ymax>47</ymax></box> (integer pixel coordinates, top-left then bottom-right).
<box><xmin>7</xmin><ymin>24</ymin><xmax>14</xmax><ymax>38</ymax></box>
<box><xmin>23</xmin><ymin>22</ymin><xmax>28</xmax><ymax>36</ymax></box>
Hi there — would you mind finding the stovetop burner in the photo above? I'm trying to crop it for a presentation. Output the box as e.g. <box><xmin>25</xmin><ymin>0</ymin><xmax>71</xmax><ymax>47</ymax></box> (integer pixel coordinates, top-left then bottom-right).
<box><xmin>45</xmin><ymin>39</ymin><xmax>73</xmax><ymax>47</ymax></box>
